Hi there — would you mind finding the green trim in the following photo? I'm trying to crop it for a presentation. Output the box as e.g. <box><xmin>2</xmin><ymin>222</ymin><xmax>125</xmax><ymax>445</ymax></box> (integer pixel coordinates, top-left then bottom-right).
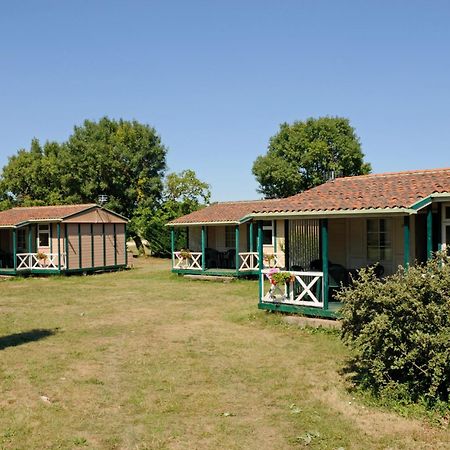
<box><xmin>404</xmin><ymin>216</ymin><xmax>410</xmax><ymax>268</ymax></box>
<box><xmin>0</xmin><ymin>269</ymin><xmax>17</xmax><ymax>275</ymax></box>
<box><xmin>102</xmin><ymin>223</ymin><xmax>106</xmax><ymax>267</ymax></box>
<box><xmin>411</xmin><ymin>196</ymin><xmax>432</xmax><ymax>211</ymax></box>
<box><xmin>235</xmin><ymin>224</ymin><xmax>239</xmax><ymax>275</ymax></box>
<box><xmin>12</xmin><ymin>228</ymin><xmax>17</xmax><ymax>271</ymax></box>
<box><xmin>57</xmin><ymin>223</ymin><xmax>61</xmax><ymax>270</ymax></box>
<box><xmin>91</xmin><ymin>224</ymin><xmax>94</xmax><ymax>268</ymax></box>
<box><xmin>249</xmin><ymin>222</ymin><xmax>254</xmax><ymax>253</ymax></box>
<box><xmin>113</xmin><ymin>223</ymin><xmax>117</xmax><ymax>266</ymax></box>
<box><xmin>170</xmin><ymin>228</ymin><xmax>175</xmax><ymax>269</ymax></box>
<box><xmin>257</xmin><ymin>220</ymin><xmax>263</xmax><ymax>304</ymax></box>
<box><xmin>201</xmin><ymin>226</ymin><xmax>206</xmax><ymax>271</ymax></box>
<box><xmin>186</xmin><ymin>227</ymin><xmax>189</xmax><ymax>249</ymax></box>
<box><xmin>64</xmin><ymin>264</ymin><xmax>126</xmax><ymax>274</ymax></box>
<box><xmin>273</xmin><ymin>220</ymin><xmax>277</xmax><ymax>253</ymax></box>
<box><xmin>284</xmin><ymin>220</ymin><xmax>289</xmax><ymax>269</ymax></box>
<box><xmin>258</xmin><ymin>301</ymin><xmax>341</xmax><ymax>319</ymax></box>
<box><xmin>78</xmin><ymin>223</ymin><xmax>82</xmax><ymax>269</ymax></box>
<box><xmin>27</xmin><ymin>225</ymin><xmax>32</xmax><ymax>253</ymax></box>
<box><xmin>124</xmin><ymin>223</ymin><xmax>128</xmax><ymax>267</ymax></box>
<box><xmin>427</xmin><ymin>206</ymin><xmax>433</xmax><ymax>259</ymax></box>
<box><xmin>171</xmin><ymin>268</ymin><xmax>259</xmax><ymax>277</ymax></box>
<box><xmin>65</xmin><ymin>224</ymin><xmax>69</xmax><ymax>269</ymax></box>
<box><xmin>321</xmin><ymin>219</ymin><xmax>329</xmax><ymax>310</ymax></box>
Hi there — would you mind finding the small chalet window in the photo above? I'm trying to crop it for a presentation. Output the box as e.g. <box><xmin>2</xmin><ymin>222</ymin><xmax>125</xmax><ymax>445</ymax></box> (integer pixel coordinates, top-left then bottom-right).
<box><xmin>446</xmin><ymin>206</ymin><xmax>450</xmax><ymax>220</ymax></box>
<box><xmin>367</xmin><ymin>218</ymin><xmax>392</xmax><ymax>261</ymax></box>
<box><xmin>38</xmin><ymin>224</ymin><xmax>50</xmax><ymax>247</ymax></box>
<box><xmin>262</xmin><ymin>221</ymin><xmax>273</xmax><ymax>246</ymax></box>
<box><xmin>225</xmin><ymin>226</ymin><xmax>236</xmax><ymax>248</ymax></box>
<box><xmin>17</xmin><ymin>229</ymin><xmax>26</xmax><ymax>252</ymax></box>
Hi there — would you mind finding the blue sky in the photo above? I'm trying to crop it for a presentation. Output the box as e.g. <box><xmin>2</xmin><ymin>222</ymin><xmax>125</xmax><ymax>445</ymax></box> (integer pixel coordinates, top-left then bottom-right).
<box><xmin>1</xmin><ymin>1</ymin><xmax>449</xmax><ymax>201</ymax></box>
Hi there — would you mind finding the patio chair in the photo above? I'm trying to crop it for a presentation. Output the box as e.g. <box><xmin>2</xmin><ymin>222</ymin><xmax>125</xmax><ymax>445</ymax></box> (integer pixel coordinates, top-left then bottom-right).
<box><xmin>222</xmin><ymin>249</ymin><xmax>236</xmax><ymax>269</ymax></box>
<box><xmin>205</xmin><ymin>248</ymin><xmax>220</xmax><ymax>268</ymax></box>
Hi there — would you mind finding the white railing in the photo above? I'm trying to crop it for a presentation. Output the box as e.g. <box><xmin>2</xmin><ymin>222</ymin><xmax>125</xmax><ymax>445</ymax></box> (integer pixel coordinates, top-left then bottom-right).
<box><xmin>261</xmin><ymin>269</ymin><xmax>324</xmax><ymax>308</ymax></box>
<box><xmin>16</xmin><ymin>253</ymin><xmax>66</xmax><ymax>271</ymax></box>
<box><xmin>173</xmin><ymin>251</ymin><xmax>202</xmax><ymax>270</ymax></box>
<box><xmin>238</xmin><ymin>252</ymin><xmax>260</xmax><ymax>270</ymax></box>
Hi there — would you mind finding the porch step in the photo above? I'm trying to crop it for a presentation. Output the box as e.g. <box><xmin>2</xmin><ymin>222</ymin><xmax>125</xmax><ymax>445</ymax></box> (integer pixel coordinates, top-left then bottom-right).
<box><xmin>183</xmin><ymin>274</ymin><xmax>236</xmax><ymax>283</ymax></box>
<box><xmin>282</xmin><ymin>315</ymin><xmax>341</xmax><ymax>329</ymax></box>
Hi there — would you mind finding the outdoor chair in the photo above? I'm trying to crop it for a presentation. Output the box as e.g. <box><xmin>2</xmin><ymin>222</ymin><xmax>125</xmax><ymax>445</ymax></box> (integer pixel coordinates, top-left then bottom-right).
<box><xmin>222</xmin><ymin>249</ymin><xmax>236</xmax><ymax>269</ymax></box>
<box><xmin>205</xmin><ymin>248</ymin><xmax>220</xmax><ymax>268</ymax></box>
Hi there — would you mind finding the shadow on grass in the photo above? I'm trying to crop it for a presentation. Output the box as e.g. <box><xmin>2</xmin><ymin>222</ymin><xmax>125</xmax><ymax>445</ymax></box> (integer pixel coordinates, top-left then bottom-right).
<box><xmin>0</xmin><ymin>328</ymin><xmax>58</xmax><ymax>350</ymax></box>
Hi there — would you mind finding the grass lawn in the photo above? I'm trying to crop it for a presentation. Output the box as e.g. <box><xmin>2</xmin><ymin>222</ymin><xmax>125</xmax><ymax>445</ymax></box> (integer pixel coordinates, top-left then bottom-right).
<box><xmin>0</xmin><ymin>258</ymin><xmax>448</xmax><ymax>449</ymax></box>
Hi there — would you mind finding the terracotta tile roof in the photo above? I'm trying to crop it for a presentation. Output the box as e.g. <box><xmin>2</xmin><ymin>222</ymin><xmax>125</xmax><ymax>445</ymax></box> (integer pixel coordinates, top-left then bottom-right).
<box><xmin>0</xmin><ymin>204</ymin><xmax>97</xmax><ymax>226</ymax></box>
<box><xmin>169</xmin><ymin>200</ymin><xmax>280</xmax><ymax>225</ymax></box>
<box><xmin>254</xmin><ymin>168</ymin><xmax>450</xmax><ymax>214</ymax></box>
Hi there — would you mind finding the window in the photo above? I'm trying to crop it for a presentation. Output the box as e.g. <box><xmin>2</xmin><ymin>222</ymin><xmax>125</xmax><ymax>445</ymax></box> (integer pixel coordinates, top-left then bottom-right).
<box><xmin>367</xmin><ymin>218</ymin><xmax>392</xmax><ymax>261</ymax></box>
<box><xmin>225</xmin><ymin>226</ymin><xmax>236</xmax><ymax>248</ymax></box>
<box><xmin>262</xmin><ymin>220</ymin><xmax>273</xmax><ymax>246</ymax></box>
<box><xmin>38</xmin><ymin>224</ymin><xmax>50</xmax><ymax>247</ymax></box>
<box><xmin>446</xmin><ymin>206</ymin><xmax>450</xmax><ymax>220</ymax></box>
<box><xmin>17</xmin><ymin>229</ymin><xmax>26</xmax><ymax>251</ymax></box>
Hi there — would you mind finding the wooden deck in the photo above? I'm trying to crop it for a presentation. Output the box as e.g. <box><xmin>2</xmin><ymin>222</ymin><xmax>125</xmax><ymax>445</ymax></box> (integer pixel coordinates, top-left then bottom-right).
<box><xmin>258</xmin><ymin>300</ymin><xmax>342</xmax><ymax>319</ymax></box>
<box><xmin>172</xmin><ymin>268</ymin><xmax>259</xmax><ymax>277</ymax></box>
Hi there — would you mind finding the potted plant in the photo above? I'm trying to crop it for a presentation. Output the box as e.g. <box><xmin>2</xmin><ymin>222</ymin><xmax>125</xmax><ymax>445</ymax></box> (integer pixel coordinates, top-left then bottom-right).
<box><xmin>36</xmin><ymin>251</ymin><xmax>49</xmax><ymax>267</ymax></box>
<box><xmin>264</xmin><ymin>253</ymin><xmax>276</xmax><ymax>268</ymax></box>
<box><xmin>178</xmin><ymin>249</ymin><xmax>192</xmax><ymax>268</ymax></box>
<box><xmin>271</xmin><ymin>271</ymin><xmax>294</xmax><ymax>286</ymax></box>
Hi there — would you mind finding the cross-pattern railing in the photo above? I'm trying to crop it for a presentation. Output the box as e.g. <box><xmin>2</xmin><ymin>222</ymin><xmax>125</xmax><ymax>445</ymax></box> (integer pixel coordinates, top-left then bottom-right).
<box><xmin>238</xmin><ymin>252</ymin><xmax>260</xmax><ymax>270</ymax></box>
<box><xmin>261</xmin><ymin>269</ymin><xmax>324</xmax><ymax>308</ymax></box>
<box><xmin>16</xmin><ymin>253</ymin><xmax>66</xmax><ymax>271</ymax></box>
<box><xmin>173</xmin><ymin>251</ymin><xmax>202</xmax><ymax>270</ymax></box>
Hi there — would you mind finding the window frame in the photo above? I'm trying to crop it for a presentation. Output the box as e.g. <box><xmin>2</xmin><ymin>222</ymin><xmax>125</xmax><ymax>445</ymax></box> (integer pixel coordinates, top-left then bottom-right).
<box><xmin>225</xmin><ymin>226</ymin><xmax>236</xmax><ymax>248</ymax></box>
<box><xmin>366</xmin><ymin>218</ymin><xmax>393</xmax><ymax>262</ymax></box>
<box><xmin>262</xmin><ymin>220</ymin><xmax>274</xmax><ymax>247</ymax></box>
<box><xmin>37</xmin><ymin>223</ymin><xmax>50</xmax><ymax>248</ymax></box>
<box><xmin>17</xmin><ymin>228</ymin><xmax>27</xmax><ymax>252</ymax></box>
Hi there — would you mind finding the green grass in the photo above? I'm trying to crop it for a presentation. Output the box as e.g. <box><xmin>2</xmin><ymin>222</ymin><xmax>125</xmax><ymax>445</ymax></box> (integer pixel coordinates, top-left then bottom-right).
<box><xmin>0</xmin><ymin>258</ymin><xmax>448</xmax><ymax>449</ymax></box>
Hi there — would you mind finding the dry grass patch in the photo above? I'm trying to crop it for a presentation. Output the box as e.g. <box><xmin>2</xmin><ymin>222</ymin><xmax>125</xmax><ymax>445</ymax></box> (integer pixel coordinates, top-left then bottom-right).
<box><xmin>0</xmin><ymin>258</ymin><xmax>448</xmax><ymax>449</ymax></box>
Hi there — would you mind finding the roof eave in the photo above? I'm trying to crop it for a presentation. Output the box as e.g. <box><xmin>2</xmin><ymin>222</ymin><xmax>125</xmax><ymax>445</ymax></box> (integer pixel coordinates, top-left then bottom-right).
<box><xmin>167</xmin><ymin>220</ymin><xmax>240</xmax><ymax>227</ymax></box>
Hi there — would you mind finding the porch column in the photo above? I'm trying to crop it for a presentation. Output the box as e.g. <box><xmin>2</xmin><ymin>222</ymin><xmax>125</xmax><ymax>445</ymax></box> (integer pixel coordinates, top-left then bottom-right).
<box><xmin>201</xmin><ymin>225</ymin><xmax>206</xmax><ymax>272</ymax></box>
<box><xmin>320</xmin><ymin>219</ymin><xmax>329</xmax><ymax>310</ymax></box>
<box><xmin>57</xmin><ymin>223</ymin><xmax>61</xmax><ymax>271</ymax></box>
<box><xmin>273</xmin><ymin>220</ymin><xmax>277</xmax><ymax>254</ymax></box>
<box><xmin>12</xmin><ymin>228</ymin><xmax>17</xmax><ymax>272</ymax></box>
<box><xmin>427</xmin><ymin>206</ymin><xmax>433</xmax><ymax>260</ymax></box>
<box><xmin>403</xmin><ymin>216</ymin><xmax>410</xmax><ymax>268</ymax></box>
<box><xmin>258</xmin><ymin>220</ymin><xmax>263</xmax><ymax>303</ymax></box>
<box><xmin>235</xmin><ymin>224</ymin><xmax>240</xmax><ymax>275</ymax></box>
<box><xmin>249</xmin><ymin>222</ymin><xmax>254</xmax><ymax>253</ymax></box>
<box><xmin>284</xmin><ymin>220</ymin><xmax>290</xmax><ymax>270</ymax></box>
<box><xmin>27</xmin><ymin>226</ymin><xmax>32</xmax><ymax>253</ymax></box>
<box><xmin>186</xmin><ymin>227</ymin><xmax>189</xmax><ymax>249</ymax></box>
<box><xmin>170</xmin><ymin>227</ymin><xmax>175</xmax><ymax>269</ymax></box>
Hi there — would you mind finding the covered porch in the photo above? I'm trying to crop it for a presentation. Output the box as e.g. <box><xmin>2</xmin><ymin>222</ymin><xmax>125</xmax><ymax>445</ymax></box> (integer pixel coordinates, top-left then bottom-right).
<box><xmin>0</xmin><ymin>223</ymin><xmax>66</xmax><ymax>275</ymax></box>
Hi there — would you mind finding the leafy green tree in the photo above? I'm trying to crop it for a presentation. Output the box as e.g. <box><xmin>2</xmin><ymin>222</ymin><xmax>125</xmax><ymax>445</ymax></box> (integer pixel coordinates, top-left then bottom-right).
<box><xmin>252</xmin><ymin>117</ymin><xmax>371</xmax><ymax>198</ymax></box>
<box><xmin>1</xmin><ymin>117</ymin><xmax>167</xmax><ymax>224</ymax></box>
<box><xmin>133</xmin><ymin>170</ymin><xmax>211</xmax><ymax>256</ymax></box>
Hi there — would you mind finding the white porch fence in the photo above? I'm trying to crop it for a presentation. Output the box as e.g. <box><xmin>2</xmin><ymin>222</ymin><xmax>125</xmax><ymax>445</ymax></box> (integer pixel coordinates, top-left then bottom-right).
<box><xmin>239</xmin><ymin>252</ymin><xmax>284</xmax><ymax>271</ymax></box>
<box><xmin>173</xmin><ymin>251</ymin><xmax>202</xmax><ymax>270</ymax></box>
<box><xmin>16</xmin><ymin>253</ymin><xmax>66</xmax><ymax>271</ymax></box>
<box><xmin>261</xmin><ymin>269</ymin><xmax>324</xmax><ymax>308</ymax></box>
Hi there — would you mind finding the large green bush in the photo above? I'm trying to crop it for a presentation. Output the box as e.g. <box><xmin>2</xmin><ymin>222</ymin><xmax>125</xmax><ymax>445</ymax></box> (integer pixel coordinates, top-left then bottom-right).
<box><xmin>338</xmin><ymin>254</ymin><xmax>450</xmax><ymax>407</ymax></box>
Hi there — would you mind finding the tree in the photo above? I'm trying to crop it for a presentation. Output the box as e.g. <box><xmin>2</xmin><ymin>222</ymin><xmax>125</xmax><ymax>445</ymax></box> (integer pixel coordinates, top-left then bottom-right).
<box><xmin>252</xmin><ymin>117</ymin><xmax>371</xmax><ymax>198</ymax></box>
<box><xmin>132</xmin><ymin>169</ymin><xmax>211</xmax><ymax>256</ymax></box>
<box><xmin>1</xmin><ymin>117</ymin><xmax>167</xmax><ymax>224</ymax></box>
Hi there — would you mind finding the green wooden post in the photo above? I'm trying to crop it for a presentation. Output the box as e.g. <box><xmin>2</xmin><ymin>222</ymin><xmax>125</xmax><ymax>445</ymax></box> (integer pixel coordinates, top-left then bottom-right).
<box><xmin>124</xmin><ymin>223</ymin><xmax>128</xmax><ymax>267</ymax></box>
<box><xmin>321</xmin><ymin>219</ymin><xmax>329</xmax><ymax>311</ymax></box>
<box><xmin>78</xmin><ymin>224</ymin><xmax>82</xmax><ymax>269</ymax></box>
<box><xmin>57</xmin><ymin>223</ymin><xmax>61</xmax><ymax>271</ymax></box>
<box><xmin>186</xmin><ymin>227</ymin><xmax>189</xmax><ymax>249</ymax></box>
<box><xmin>12</xmin><ymin>228</ymin><xmax>17</xmax><ymax>272</ymax></box>
<box><xmin>102</xmin><ymin>223</ymin><xmax>106</xmax><ymax>267</ymax></box>
<box><xmin>91</xmin><ymin>224</ymin><xmax>95</xmax><ymax>268</ymax></box>
<box><xmin>235</xmin><ymin>224</ymin><xmax>240</xmax><ymax>275</ymax></box>
<box><xmin>258</xmin><ymin>220</ymin><xmax>263</xmax><ymax>303</ymax></box>
<box><xmin>427</xmin><ymin>206</ymin><xmax>433</xmax><ymax>260</ymax></box>
<box><xmin>170</xmin><ymin>227</ymin><xmax>175</xmax><ymax>269</ymax></box>
<box><xmin>273</xmin><ymin>220</ymin><xmax>277</xmax><ymax>254</ymax></box>
<box><xmin>65</xmin><ymin>224</ymin><xmax>69</xmax><ymax>270</ymax></box>
<box><xmin>284</xmin><ymin>220</ymin><xmax>290</xmax><ymax>270</ymax></box>
<box><xmin>113</xmin><ymin>223</ymin><xmax>117</xmax><ymax>266</ymax></box>
<box><xmin>49</xmin><ymin>224</ymin><xmax>53</xmax><ymax>254</ymax></box>
<box><xmin>201</xmin><ymin>226</ymin><xmax>206</xmax><ymax>272</ymax></box>
<box><xmin>249</xmin><ymin>222</ymin><xmax>254</xmax><ymax>253</ymax></box>
<box><xmin>404</xmin><ymin>216</ymin><xmax>410</xmax><ymax>268</ymax></box>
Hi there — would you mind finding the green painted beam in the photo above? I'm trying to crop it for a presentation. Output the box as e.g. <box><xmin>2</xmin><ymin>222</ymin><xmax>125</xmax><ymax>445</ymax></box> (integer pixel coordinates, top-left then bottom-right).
<box><xmin>273</xmin><ymin>220</ymin><xmax>277</xmax><ymax>253</ymax></box>
<box><xmin>27</xmin><ymin>225</ymin><xmax>32</xmax><ymax>253</ymax></box>
<box><xmin>12</xmin><ymin>228</ymin><xmax>17</xmax><ymax>271</ymax></box>
<box><xmin>249</xmin><ymin>222</ymin><xmax>254</xmax><ymax>253</ymax></box>
<box><xmin>258</xmin><ymin>220</ymin><xmax>263</xmax><ymax>304</ymax></box>
<box><xmin>427</xmin><ymin>207</ymin><xmax>433</xmax><ymax>260</ymax></box>
<box><xmin>57</xmin><ymin>223</ymin><xmax>61</xmax><ymax>270</ymax></box>
<box><xmin>321</xmin><ymin>219</ymin><xmax>329</xmax><ymax>310</ymax></box>
<box><xmin>186</xmin><ymin>227</ymin><xmax>189</xmax><ymax>249</ymax></box>
<box><xmin>404</xmin><ymin>216</ymin><xmax>410</xmax><ymax>268</ymax></box>
<box><xmin>49</xmin><ymin>223</ymin><xmax>53</xmax><ymax>253</ymax></box>
<box><xmin>201</xmin><ymin>226</ymin><xmax>206</xmax><ymax>272</ymax></box>
<box><xmin>258</xmin><ymin>301</ymin><xmax>341</xmax><ymax>319</ymax></box>
<box><xmin>235</xmin><ymin>224</ymin><xmax>240</xmax><ymax>275</ymax></box>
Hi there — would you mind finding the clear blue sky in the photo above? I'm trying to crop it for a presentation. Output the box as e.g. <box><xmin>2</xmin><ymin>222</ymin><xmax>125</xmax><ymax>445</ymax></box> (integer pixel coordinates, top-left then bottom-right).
<box><xmin>1</xmin><ymin>1</ymin><xmax>449</xmax><ymax>201</ymax></box>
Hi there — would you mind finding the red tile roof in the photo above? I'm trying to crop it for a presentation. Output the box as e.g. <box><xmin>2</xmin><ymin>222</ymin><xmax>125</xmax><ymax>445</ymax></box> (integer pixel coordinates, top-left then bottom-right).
<box><xmin>0</xmin><ymin>204</ymin><xmax>97</xmax><ymax>226</ymax></box>
<box><xmin>254</xmin><ymin>168</ymin><xmax>450</xmax><ymax>214</ymax></box>
<box><xmin>169</xmin><ymin>200</ymin><xmax>280</xmax><ymax>225</ymax></box>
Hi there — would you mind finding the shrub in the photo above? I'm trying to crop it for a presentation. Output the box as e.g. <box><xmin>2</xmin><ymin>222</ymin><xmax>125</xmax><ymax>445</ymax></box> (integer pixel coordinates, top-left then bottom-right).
<box><xmin>337</xmin><ymin>254</ymin><xmax>450</xmax><ymax>407</ymax></box>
